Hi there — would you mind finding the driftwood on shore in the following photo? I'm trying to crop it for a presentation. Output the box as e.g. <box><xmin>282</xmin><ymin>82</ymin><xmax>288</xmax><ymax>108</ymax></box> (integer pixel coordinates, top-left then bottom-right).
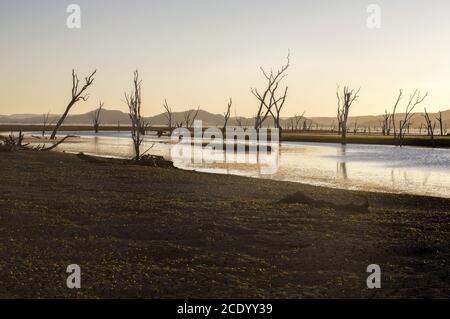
<box><xmin>0</xmin><ymin>131</ymin><xmax>28</xmax><ymax>151</ymax></box>
<box><xmin>75</xmin><ymin>152</ymin><xmax>174</xmax><ymax>168</ymax></box>
<box><xmin>0</xmin><ymin>133</ymin><xmax>78</xmax><ymax>152</ymax></box>
<box><xmin>134</xmin><ymin>154</ymin><xmax>174</xmax><ymax>168</ymax></box>
<box><xmin>33</xmin><ymin>135</ymin><xmax>79</xmax><ymax>151</ymax></box>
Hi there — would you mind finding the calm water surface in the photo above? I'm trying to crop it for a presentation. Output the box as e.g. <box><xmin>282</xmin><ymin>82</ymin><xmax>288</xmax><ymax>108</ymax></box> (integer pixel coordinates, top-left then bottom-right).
<box><xmin>21</xmin><ymin>131</ymin><xmax>450</xmax><ymax>198</ymax></box>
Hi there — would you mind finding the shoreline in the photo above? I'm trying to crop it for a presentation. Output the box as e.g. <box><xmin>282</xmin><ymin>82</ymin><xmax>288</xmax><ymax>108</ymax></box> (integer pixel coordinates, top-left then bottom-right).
<box><xmin>282</xmin><ymin>132</ymin><xmax>450</xmax><ymax>148</ymax></box>
<box><xmin>68</xmin><ymin>150</ymin><xmax>450</xmax><ymax>200</ymax></box>
<box><xmin>6</xmin><ymin>133</ymin><xmax>449</xmax><ymax>198</ymax></box>
<box><xmin>0</xmin><ymin>150</ymin><xmax>449</xmax><ymax>298</ymax></box>
<box><xmin>2</xmin><ymin>124</ymin><xmax>450</xmax><ymax>148</ymax></box>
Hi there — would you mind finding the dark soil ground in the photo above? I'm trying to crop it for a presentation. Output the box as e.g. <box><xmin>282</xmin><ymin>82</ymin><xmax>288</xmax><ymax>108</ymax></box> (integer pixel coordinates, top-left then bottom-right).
<box><xmin>0</xmin><ymin>150</ymin><xmax>448</xmax><ymax>298</ymax></box>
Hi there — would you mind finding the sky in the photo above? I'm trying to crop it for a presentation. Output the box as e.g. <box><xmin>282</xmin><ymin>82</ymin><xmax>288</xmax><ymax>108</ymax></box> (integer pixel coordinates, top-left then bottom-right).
<box><xmin>1</xmin><ymin>0</ymin><xmax>450</xmax><ymax>117</ymax></box>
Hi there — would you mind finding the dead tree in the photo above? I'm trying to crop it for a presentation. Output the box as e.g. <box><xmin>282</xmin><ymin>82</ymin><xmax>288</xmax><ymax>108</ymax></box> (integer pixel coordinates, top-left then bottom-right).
<box><xmin>330</xmin><ymin>120</ymin><xmax>336</xmax><ymax>132</ymax></box>
<box><xmin>424</xmin><ymin>108</ymin><xmax>435</xmax><ymax>147</ymax></box>
<box><xmin>42</xmin><ymin>112</ymin><xmax>51</xmax><ymax>137</ymax></box>
<box><xmin>91</xmin><ymin>101</ymin><xmax>104</xmax><ymax>134</ymax></box>
<box><xmin>222</xmin><ymin>98</ymin><xmax>232</xmax><ymax>133</ymax></box>
<box><xmin>301</xmin><ymin>120</ymin><xmax>307</xmax><ymax>131</ymax></box>
<box><xmin>234</xmin><ymin>110</ymin><xmax>248</xmax><ymax>128</ymax></box>
<box><xmin>336</xmin><ymin>85</ymin><xmax>361</xmax><ymax>140</ymax></box>
<box><xmin>175</xmin><ymin>121</ymin><xmax>183</xmax><ymax>128</ymax></box>
<box><xmin>252</xmin><ymin>52</ymin><xmax>290</xmax><ymax>132</ymax></box>
<box><xmin>125</xmin><ymin>70</ymin><xmax>149</xmax><ymax>161</ymax></box>
<box><xmin>337</xmin><ymin>110</ymin><xmax>342</xmax><ymax>134</ymax></box>
<box><xmin>184</xmin><ymin>106</ymin><xmax>200</xmax><ymax>129</ymax></box>
<box><xmin>183</xmin><ymin>110</ymin><xmax>192</xmax><ymax>128</ymax></box>
<box><xmin>50</xmin><ymin>69</ymin><xmax>96</xmax><ymax>139</ymax></box>
<box><xmin>336</xmin><ymin>86</ymin><xmax>344</xmax><ymax>134</ymax></box>
<box><xmin>382</xmin><ymin>109</ymin><xmax>391</xmax><ymax>136</ymax></box>
<box><xmin>235</xmin><ymin>118</ymin><xmax>243</xmax><ymax>128</ymax></box>
<box><xmin>192</xmin><ymin>107</ymin><xmax>200</xmax><ymax>127</ymax></box>
<box><xmin>162</xmin><ymin>99</ymin><xmax>173</xmax><ymax>133</ymax></box>
<box><xmin>391</xmin><ymin>90</ymin><xmax>403</xmax><ymax>141</ymax></box>
<box><xmin>294</xmin><ymin>112</ymin><xmax>305</xmax><ymax>131</ymax></box>
<box><xmin>272</xmin><ymin>86</ymin><xmax>288</xmax><ymax>137</ymax></box>
<box><xmin>398</xmin><ymin>90</ymin><xmax>427</xmax><ymax>146</ymax></box>
<box><xmin>1</xmin><ymin>131</ymin><xmax>28</xmax><ymax>151</ymax></box>
<box><xmin>353</xmin><ymin>121</ymin><xmax>358</xmax><ymax>134</ymax></box>
<box><xmin>436</xmin><ymin>111</ymin><xmax>444</xmax><ymax>136</ymax></box>
<box><xmin>33</xmin><ymin>135</ymin><xmax>79</xmax><ymax>152</ymax></box>
<box><xmin>1</xmin><ymin>130</ymin><xmax>78</xmax><ymax>152</ymax></box>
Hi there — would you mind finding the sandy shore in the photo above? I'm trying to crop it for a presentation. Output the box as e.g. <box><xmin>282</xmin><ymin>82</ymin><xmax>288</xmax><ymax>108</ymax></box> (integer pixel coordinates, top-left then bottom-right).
<box><xmin>0</xmin><ymin>150</ymin><xmax>448</xmax><ymax>298</ymax></box>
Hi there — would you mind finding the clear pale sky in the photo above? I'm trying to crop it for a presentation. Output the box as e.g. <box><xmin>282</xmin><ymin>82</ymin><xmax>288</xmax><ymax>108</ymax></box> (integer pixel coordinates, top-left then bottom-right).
<box><xmin>1</xmin><ymin>0</ymin><xmax>450</xmax><ymax>117</ymax></box>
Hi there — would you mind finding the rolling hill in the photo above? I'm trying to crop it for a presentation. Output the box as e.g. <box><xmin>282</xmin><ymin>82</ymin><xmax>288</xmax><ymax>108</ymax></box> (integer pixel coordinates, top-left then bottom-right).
<box><xmin>1</xmin><ymin>108</ymin><xmax>449</xmax><ymax>130</ymax></box>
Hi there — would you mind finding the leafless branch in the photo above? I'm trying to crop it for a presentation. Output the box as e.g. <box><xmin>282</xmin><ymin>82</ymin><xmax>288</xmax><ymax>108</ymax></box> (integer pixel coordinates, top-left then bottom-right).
<box><xmin>91</xmin><ymin>101</ymin><xmax>104</xmax><ymax>133</ymax></box>
<box><xmin>163</xmin><ymin>99</ymin><xmax>173</xmax><ymax>132</ymax></box>
<box><xmin>252</xmin><ymin>50</ymin><xmax>290</xmax><ymax>132</ymax></box>
<box><xmin>222</xmin><ymin>98</ymin><xmax>232</xmax><ymax>132</ymax></box>
<box><xmin>50</xmin><ymin>69</ymin><xmax>97</xmax><ymax>139</ymax></box>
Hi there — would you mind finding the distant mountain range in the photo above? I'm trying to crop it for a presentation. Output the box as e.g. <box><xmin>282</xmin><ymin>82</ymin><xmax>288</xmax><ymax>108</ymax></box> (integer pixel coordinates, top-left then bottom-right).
<box><xmin>1</xmin><ymin>108</ymin><xmax>449</xmax><ymax>130</ymax></box>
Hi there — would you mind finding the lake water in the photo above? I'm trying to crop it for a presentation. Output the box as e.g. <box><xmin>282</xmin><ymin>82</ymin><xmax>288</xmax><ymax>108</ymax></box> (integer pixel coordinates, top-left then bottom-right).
<box><xmin>19</xmin><ymin>131</ymin><xmax>450</xmax><ymax>198</ymax></box>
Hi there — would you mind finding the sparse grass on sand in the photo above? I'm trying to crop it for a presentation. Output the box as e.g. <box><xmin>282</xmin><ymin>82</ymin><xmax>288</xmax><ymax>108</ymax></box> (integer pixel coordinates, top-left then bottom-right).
<box><xmin>0</xmin><ymin>150</ymin><xmax>449</xmax><ymax>298</ymax></box>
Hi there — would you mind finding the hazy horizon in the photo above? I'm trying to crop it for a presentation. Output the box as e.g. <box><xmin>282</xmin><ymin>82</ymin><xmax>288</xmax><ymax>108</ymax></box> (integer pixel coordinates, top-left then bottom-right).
<box><xmin>1</xmin><ymin>105</ymin><xmax>450</xmax><ymax>119</ymax></box>
<box><xmin>2</xmin><ymin>0</ymin><xmax>450</xmax><ymax>117</ymax></box>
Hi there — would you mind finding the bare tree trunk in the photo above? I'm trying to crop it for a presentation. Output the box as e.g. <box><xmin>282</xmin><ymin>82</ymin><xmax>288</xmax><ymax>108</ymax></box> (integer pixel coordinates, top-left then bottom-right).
<box><xmin>391</xmin><ymin>90</ymin><xmax>402</xmax><ymax>143</ymax></box>
<box><xmin>184</xmin><ymin>107</ymin><xmax>200</xmax><ymax>129</ymax></box>
<box><xmin>222</xmin><ymin>98</ymin><xmax>232</xmax><ymax>133</ymax></box>
<box><xmin>424</xmin><ymin>108</ymin><xmax>435</xmax><ymax>147</ymax></box>
<box><xmin>42</xmin><ymin>112</ymin><xmax>51</xmax><ymax>137</ymax></box>
<box><xmin>125</xmin><ymin>70</ymin><xmax>149</xmax><ymax>161</ymax></box>
<box><xmin>235</xmin><ymin>110</ymin><xmax>243</xmax><ymax>128</ymax></box>
<box><xmin>337</xmin><ymin>86</ymin><xmax>360</xmax><ymax>141</ymax></box>
<box><xmin>92</xmin><ymin>101</ymin><xmax>104</xmax><ymax>134</ymax></box>
<box><xmin>382</xmin><ymin>109</ymin><xmax>391</xmax><ymax>136</ymax></box>
<box><xmin>336</xmin><ymin>86</ymin><xmax>343</xmax><ymax>135</ymax></box>
<box><xmin>251</xmin><ymin>52</ymin><xmax>290</xmax><ymax>131</ymax></box>
<box><xmin>163</xmin><ymin>99</ymin><xmax>173</xmax><ymax>133</ymax></box>
<box><xmin>41</xmin><ymin>135</ymin><xmax>78</xmax><ymax>151</ymax></box>
<box><xmin>398</xmin><ymin>89</ymin><xmax>427</xmax><ymax>146</ymax></box>
<box><xmin>50</xmin><ymin>69</ymin><xmax>96</xmax><ymax>139</ymax></box>
<box><xmin>294</xmin><ymin>112</ymin><xmax>305</xmax><ymax>132</ymax></box>
<box><xmin>436</xmin><ymin>111</ymin><xmax>444</xmax><ymax>136</ymax></box>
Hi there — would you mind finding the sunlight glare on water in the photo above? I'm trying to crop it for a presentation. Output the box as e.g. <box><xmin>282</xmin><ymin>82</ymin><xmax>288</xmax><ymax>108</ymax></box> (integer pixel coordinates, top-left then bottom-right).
<box><xmin>25</xmin><ymin>131</ymin><xmax>450</xmax><ymax>198</ymax></box>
